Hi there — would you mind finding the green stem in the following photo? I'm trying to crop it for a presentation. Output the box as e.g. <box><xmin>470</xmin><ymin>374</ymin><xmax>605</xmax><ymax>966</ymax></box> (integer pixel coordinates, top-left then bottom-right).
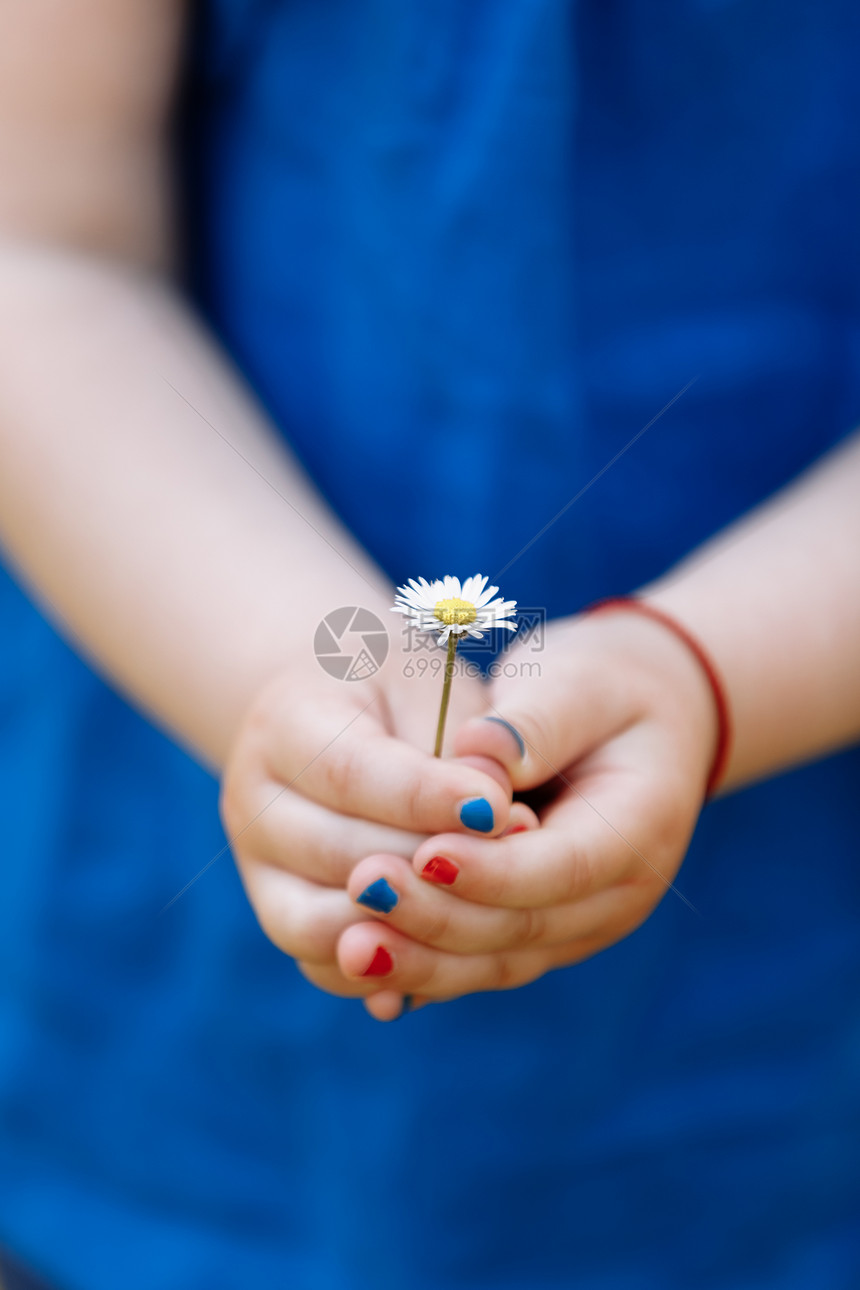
<box><xmin>433</xmin><ymin>633</ymin><xmax>459</xmax><ymax>757</ymax></box>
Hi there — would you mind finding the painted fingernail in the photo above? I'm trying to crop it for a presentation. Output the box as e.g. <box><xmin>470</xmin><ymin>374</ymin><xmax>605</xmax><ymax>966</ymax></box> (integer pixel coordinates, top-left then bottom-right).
<box><xmin>362</xmin><ymin>946</ymin><xmax>393</xmax><ymax>977</ymax></box>
<box><xmin>506</xmin><ymin>824</ymin><xmax>528</xmax><ymax>835</ymax></box>
<box><xmin>484</xmin><ymin>716</ymin><xmax>526</xmax><ymax>759</ymax></box>
<box><xmin>460</xmin><ymin>797</ymin><xmax>494</xmax><ymax>833</ymax></box>
<box><xmin>422</xmin><ymin>855</ymin><xmax>459</xmax><ymax>885</ymax></box>
<box><xmin>356</xmin><ymin>877</ymin><xmax>399</xmax><ymax>914</ymax></box>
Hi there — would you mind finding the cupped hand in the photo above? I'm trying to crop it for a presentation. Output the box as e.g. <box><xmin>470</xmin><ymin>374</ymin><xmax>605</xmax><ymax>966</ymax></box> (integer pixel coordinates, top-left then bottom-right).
<box><xmin>221</xmin><ymin>633</ymin><xmax>515</xmax><ymax>1007</ymax></box>
<box><xmin>329</xmin><ymin>606</ymin><xmax>718</xmax><ymax>1017</ymax></box>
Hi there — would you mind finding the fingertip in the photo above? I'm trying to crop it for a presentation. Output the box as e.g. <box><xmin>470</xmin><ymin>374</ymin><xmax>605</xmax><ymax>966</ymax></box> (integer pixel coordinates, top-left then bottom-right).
<box><xmin>455</xmin><ymin>715</ymin><xmax>527</xmax><ymax>772</ymax></box>
<box><xmin>483</xmin><ymin>716</ymin><xmax>526</xmax><ymax>758</ymax></box>
<box><xmin>362</xmin><ymin>992</ymin><xmax>429</xmax><ymax>1021</ymax></box>
<box><xmin>458</xmin><ymin>796</ymin><xmax>496</xmax><ymax>834</ymax></box>
<box><xmin>449</xmin><ymin>762</ymin><xmax>511</xmax><ymax>837</ymax></box>
<box><xmin>349</xmin><ymin>860</ymin><xmax>402</xmax><ymax>915</ymax></box>
<box><xmin>500</xmin><ymin>802</ymin><xmax>540</xmax><ymax>836</ymax></box>
<box><xmin>363</xmin><ymin>991</ymin><xmax>407</xmax><ymax>1022</ymax></box>
<box><xmin>338</xmin><ymin>921</ymin><xmax>397</xmax><ymax>981</ymax></box>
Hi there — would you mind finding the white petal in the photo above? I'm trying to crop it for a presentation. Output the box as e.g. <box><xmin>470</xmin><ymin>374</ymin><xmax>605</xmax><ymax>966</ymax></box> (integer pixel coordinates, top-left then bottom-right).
<box><xmin>475</xmin><ymin>583</ymin><xmax>500</xmax><ymax>607</ymax></box>
<box><xmin>482</xmin><ymin>602</ymin><xmax>517</xmax><ymax>620</ymax></box>
<box><xmin>402</xmin><ymin>594</ymin><xmax>432</xmax><ymax>612</ymax></box>
<box><xmin>461</xmin><ymin>574</ymin><xmax>484</xmax><ymax>603</ymax></box>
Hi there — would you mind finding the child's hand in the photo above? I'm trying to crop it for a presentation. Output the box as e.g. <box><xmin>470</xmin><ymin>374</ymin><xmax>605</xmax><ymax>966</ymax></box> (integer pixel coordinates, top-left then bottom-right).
<box><xmin>326</xmin><ymin>607</ymin><xmax>718</xmax><ymax>1014</ymax></box>
<box><xmin>220</xmin><ymin>644</ymin><xmax>515</xmax><ymax>997</ymax></box>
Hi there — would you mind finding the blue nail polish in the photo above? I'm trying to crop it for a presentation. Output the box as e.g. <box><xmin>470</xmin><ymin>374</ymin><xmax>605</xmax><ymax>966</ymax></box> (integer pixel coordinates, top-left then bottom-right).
<box><xmin>460</xmin><ymin>797</ymin><xmax>494</xmax><ymax>833</ymax></box>
<box><xmin>356</xmin><ymin>878</ymin><xmax>398</xmax><ymax>914</ymax></box>
<box><xmin>484</xmin><ymin>716</ymin><xmax>526</xmax><ymax>758</ymax></box>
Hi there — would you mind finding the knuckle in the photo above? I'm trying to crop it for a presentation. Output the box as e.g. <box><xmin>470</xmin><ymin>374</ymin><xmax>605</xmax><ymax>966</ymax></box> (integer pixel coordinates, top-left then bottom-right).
<box><xmin>515</xmin><ymin>906</ymin><xmax>547</xmax><ymax>948</ymax></box>
<box><xmin>518</xmin><ymin>712</ymin><xmax>553</xmax><ymax>767</ymax></box>
<box><xmin>561</xmin><ymin>841</ymin><xmax>593</xmax><ymax>901</ymax></box>
<box><xmin>244</xmin><ymin>688</ymin><xmax>275</xmax><ymax>742</ymax></box>
<box><xmin>421</xmin><ymin>901</ymin><xmax>454</xmax><ymax>947</ymax></box>
<box><xmin>242</xmin><ymin>686</ymin><xmax>287</xmax><ymax>778</ymax></box>
<box><xmin>411</xmin><ymin>958</ymin><xmax>442</xmax><ymax>995</ymax></box>
<box><xmin>320</xmin><ymin>739</ymin><xmax>362</xmax><ymax>806</ymax></box>
<box><xmin>400</xmin><ymin>774</ymin><xmax>425</xmax><ymax>830</ymax></box>
<box><xmin>648</xmin><ymin>807</ymin><xmax>686</xmax><ymax>871</ymax></box>
<box><xmin>489</xmin><ymin>953</ymin><xmax>520</xmax><ymax>992</ymax></box>
<box><xmin>481</xmin><ymin>853</ymin><xmax>514</xmax><ymax>905</ymax></box>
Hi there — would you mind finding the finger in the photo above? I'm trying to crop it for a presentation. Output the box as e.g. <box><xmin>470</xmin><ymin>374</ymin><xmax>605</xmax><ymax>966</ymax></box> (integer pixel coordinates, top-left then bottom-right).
<box><xmin>410</xmin><ymin>780</ymin><xmax>644</xmax><ymax>909</ymax></box>
<box><xmin>238</xmin><ymin>861</ymin><xmax>368</xmax><ymax>965</ymax></box>
<box><xmin>238</xmin><ymin>784</ymin><xmax>425</xmax><ymax>886</ymax></box>
<box><xmin>268</xmin><ymin>689</ymin><xmax>513</xmax><ymax>836</ymax></box>
<box><xmin>349</xmin><ymin>852</ymin><xmax>640</xmax><ymax>953</ymax></box>
<box><xmin>362</xmin><ymin>991</ymin><xmax>432</xmax><ymax>1022</ymax></box>
<box><xmin>452</xmin><ymin>640</ymin><xmax>633</xmax><ymax>792</ymax></box>
<box><xmin>332</xmin><ymin>918</ymin><xmax>611</xmax><ymax>995</ymax></box>
<box><xmin>362</xmin><ymin>990</ymin><xmax>409</xmax><ymax>1022</ymax></box>
<box><xmin>297</xmin><ymin>965</ymin><xmax>432</xmax><ymax>1015</ymax></box>
<box><xmin>421</xmin><ymin>710</ymin><xmax>693</xmax><ymax>910</ymax></box>
<box><xmin>347</xmin><ymin>853</ymin><xmax>545</xmax><ymax>954</ymax></box>
<box><xmin>336</xmin><ymin>921</ymin><xmax>558</xmax><ymax>1000</ymax></box>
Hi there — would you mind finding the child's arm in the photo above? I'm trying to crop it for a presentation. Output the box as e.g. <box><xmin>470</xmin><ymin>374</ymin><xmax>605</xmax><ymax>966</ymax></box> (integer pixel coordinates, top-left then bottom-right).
<box><xmin>0</xmin><ymin>0</ymin><xmax>385</xmax><ymax>767</ymax></box>
<box><xmin>0</xmin><ymin>1</ymin><xmax>512</xmax><ymax>1002</ymax></box>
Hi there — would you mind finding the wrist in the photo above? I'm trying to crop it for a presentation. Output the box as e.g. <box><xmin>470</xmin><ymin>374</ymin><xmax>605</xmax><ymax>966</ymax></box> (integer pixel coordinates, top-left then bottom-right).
<box><xmin>578</xmin><ymin>598</ymin><xmax>723</xmax><ymax>798</ymax></box>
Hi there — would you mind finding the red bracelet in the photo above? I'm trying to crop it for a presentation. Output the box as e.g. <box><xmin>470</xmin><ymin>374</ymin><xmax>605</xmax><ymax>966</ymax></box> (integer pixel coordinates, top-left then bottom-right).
<box><xmin>583</xmin><ymin>596</ymin><xmax>732</xmax><ymax>797</ymax></box>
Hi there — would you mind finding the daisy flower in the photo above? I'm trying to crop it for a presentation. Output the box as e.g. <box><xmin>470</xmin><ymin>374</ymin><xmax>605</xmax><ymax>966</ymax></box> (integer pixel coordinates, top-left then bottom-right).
<box><xmin>391</xmin><ymin>574</ymin><xmax>517</xmax><ymax>645</ymax></box>
<box><xmin>392</xmin><ymin>574</ymin><xmax>518</xmax><ymax>756</ymax></box>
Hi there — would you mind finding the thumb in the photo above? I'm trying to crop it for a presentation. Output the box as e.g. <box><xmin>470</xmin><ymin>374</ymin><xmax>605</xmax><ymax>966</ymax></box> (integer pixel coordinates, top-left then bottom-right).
<box><xmin>453</xmin><ymin>651</ymin><xmax>631</xmax><ymax>792</ymax></box>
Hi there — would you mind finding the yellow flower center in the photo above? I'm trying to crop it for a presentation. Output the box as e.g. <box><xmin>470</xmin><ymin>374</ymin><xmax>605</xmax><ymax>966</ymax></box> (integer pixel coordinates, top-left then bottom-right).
<box><xmin>434</xmin><ymin>597</ymin><xmax>477</xmax><ymax>627</ymax></box>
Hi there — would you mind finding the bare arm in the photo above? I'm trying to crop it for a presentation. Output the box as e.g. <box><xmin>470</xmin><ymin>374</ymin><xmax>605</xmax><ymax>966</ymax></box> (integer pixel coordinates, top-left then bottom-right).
<box><xmin>0</xmin><ymin>0</ymin><xmax>390</xmax><ymax>770</ymax></box>
<box><xmin>645</xmin><ymin>429</ymin><xmax>860</xmax><ymax>789</ymax></box>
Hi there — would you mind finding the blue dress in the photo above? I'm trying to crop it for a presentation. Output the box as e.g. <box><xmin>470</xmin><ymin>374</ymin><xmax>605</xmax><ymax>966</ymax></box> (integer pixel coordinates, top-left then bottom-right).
<box><xmin>1</xmin><ymin>2</ymin><xmax>859</xmax><ymax>1286</ymax></box>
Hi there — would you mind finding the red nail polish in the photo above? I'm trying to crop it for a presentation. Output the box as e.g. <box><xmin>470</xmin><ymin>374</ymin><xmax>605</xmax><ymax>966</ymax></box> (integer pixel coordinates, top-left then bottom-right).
<box><xmin>507</xmin><ymin>824</ymin><xmax>528</xmax><ymax>835</ymax></box>
<box><xmin>422</xmin><ymin>856</ymin><xmax>459</xmax><ymax>886</ymax></box>
<box><xmin>362</xmin><ymin>946</ymin><xmax>393</xmax><ymax>977</ymax></box>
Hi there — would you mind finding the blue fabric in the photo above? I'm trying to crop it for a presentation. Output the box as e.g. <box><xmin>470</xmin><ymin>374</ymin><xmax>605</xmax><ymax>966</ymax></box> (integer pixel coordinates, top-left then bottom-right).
<box><xmin>0</xmin><ymin>1251</ymin><xmax>55</xmax><ymax>1290</ymax></box>
<box><xmin>2</xmin><ymin>2</ymin><xmax>860</xmax><ymax>1286</ymax></box>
